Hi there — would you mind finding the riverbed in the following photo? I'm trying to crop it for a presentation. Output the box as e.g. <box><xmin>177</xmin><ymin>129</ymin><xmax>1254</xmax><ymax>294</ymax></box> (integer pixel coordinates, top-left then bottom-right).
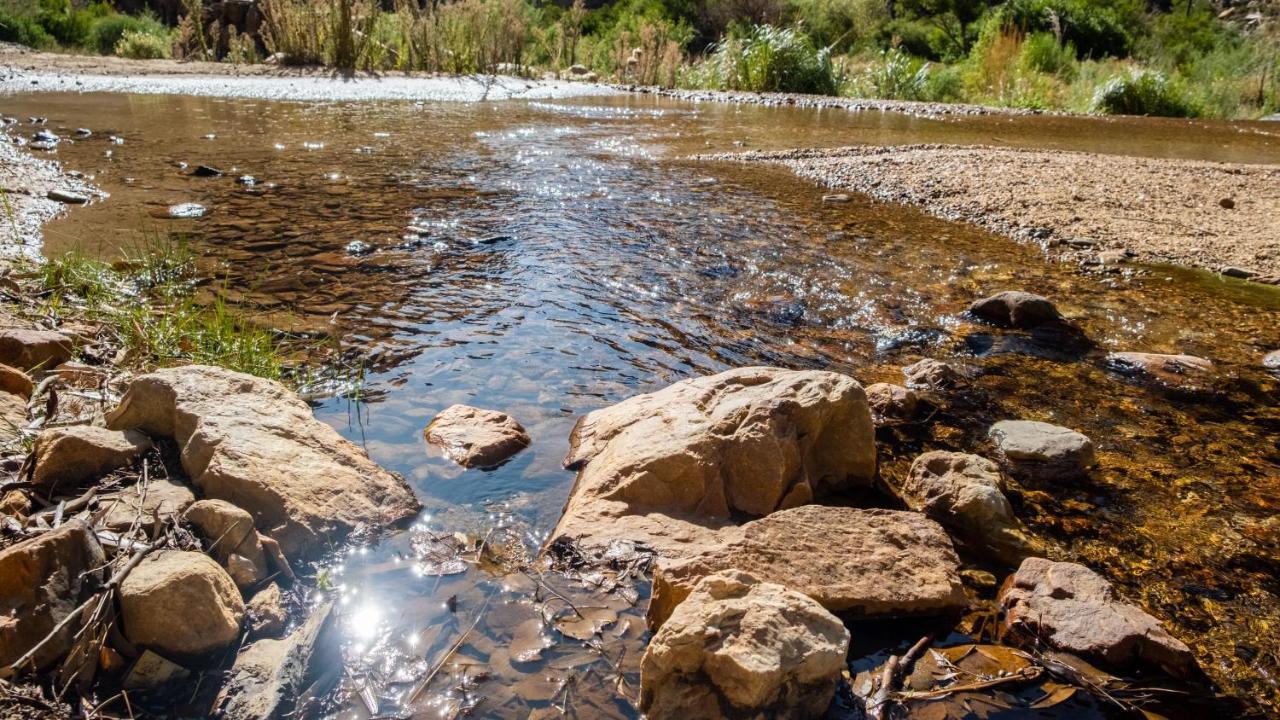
<box><xmin>4</xmin><ymin>86</ymin><xmax>1279</xmax><ymax>717</ymax></box>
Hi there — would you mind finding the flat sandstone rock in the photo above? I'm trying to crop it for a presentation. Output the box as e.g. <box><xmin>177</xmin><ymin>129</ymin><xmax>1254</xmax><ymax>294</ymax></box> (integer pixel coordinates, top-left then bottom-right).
<box><xmin>425</xmin><ymin>404</ymin><xmax>530</xmax><ymax>469</ymax></box>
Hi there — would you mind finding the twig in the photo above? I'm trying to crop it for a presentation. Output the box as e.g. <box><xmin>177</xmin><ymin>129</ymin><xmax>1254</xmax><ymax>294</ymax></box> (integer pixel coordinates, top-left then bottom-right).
<box><xmin>404</xmin><ymin>589</ymin><xmax>495</xmax><ymax>705</ymax></box>
<box><xmin>898</xmin><ymin>666</ymin><xmax>1043</xmax><ymax>700</ymax></box>
<box><xmin>868</xmin><ymin>634</ymin><xmax>932</xmax><ymax>720</ymax></box>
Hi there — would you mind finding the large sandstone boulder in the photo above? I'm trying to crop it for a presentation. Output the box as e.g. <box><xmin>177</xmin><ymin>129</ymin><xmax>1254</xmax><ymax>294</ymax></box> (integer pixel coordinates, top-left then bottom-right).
<box><xmin>424</xmin><ymin>404</ymin><xmax>530</xmax><ymax>469</ymax></box>
<box><xmin>902</xmin><ymin>451</ymin><xmax>1040</xmax><ymax>564</ymax></box>
<box><xmin>0</xmin><ymin>328</ymin><xmax>73</xmax><ymax>370</ymax></box>
<box><xmin>640</xmin><ymin>571</ymin><xmax>849</xmax><ymax>720</ymax></box>
<box><xmin>32</xmin><ymin>425</ymin><xmax>153</xmax><ymax>493</ymax></box>
<box><xmin>552</xmin><ymin>367</ymin><xmax>875</xmax><ymax>556</ymax></box>
<box><xmin>649</xmin><ymin>505</ymin><xmax>967</xmax><ymax>628</ymax></box>
<box><xmin>120</xmin><ymin>550</ymin><xmax>245</xmax><ymax>659</ymax></box>
<box><xmin>969</xmin><ymin>291</ymin><xmax>1061</xmax><ymax>328</ymax></box>
<box><xmin>185</xmin><ymin>499</ymin><xmax>270</xmax><ymax>589</ymax></box>
<box><xmin>0</xmin><ymin>520</ymin><xmax>105</xmax><ymax>670</ymax></box>
<box><xmin>989</xmin><ymin>420</ymin><xmax>1095</xmax><ymax>480</ymax></box>
<box><xmin>106</xmin><ymin>366</ymin><xmax>420</xmax><ymax>558</ymax></box>
<box><xmin>100</xmin><ymin>477</ymin><xmax>196</xmax><ymax>532</ymax></box>
<box><xmin>1104</xmin><ymin>352</ymin><xmax>1217</xmax><ymax>395</ymax></box>
<box><xmin>217</xmin><ymin>602</ymin><xmax>334</xmax><ymax>720</ymax></box>
<box><xmin>999</xmin><ymin>558</ymin><xmax>1197</xmax><ymax>678</ymax></box>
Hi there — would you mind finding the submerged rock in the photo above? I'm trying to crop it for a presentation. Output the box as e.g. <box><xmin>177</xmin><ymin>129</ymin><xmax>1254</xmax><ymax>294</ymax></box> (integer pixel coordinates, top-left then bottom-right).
<box><xmin>1104</xmin><ymin>352</ymin><xmax>1217</xmax><ymax>394</ymax></box>
<box><xmin>0</xmin><ymin>520</ymin><xmax>105</xmax><ymax>670</ymax></box>
<box><xmin>902</xmin><ymin>358</ymin><xmax>962</xmax><ymax>390</ymax></box>
<box><xmin>0</xmin><ymin>328</ymin><xmax>73</xmax><ymax>370</ymax></box>
<box><xmin>106</xmin><ymin>365</ymin><xmax>420</xmax><ymax>558</ymax></box>
<box><xmin>1265</xmin><ymin>350</ymin><xmax>1280</xmax><ymax>370</ymax></box>
<box><xmin>120</xmin><ymin>550</ymin><xmax>245</xmax><ymax>659</ymax></box>
<box><xmin>999</xmin><ymin>557</ymin><xmax>1197</xmax><ymax>678</ymax></box>
<box><xmin>424</xmin><ymin>404</ymin><xmax>531</xmax><ymax>469</ymax></box>
<box><xmin>902</xmin><ymin>451</ymin><xmax>1040</xmax><ymax>564</ymax></box>
<box><xmin>101</xmin><ymin>477</ymin><xmax>196</xmax><ymax>531</ymax></box>
<box><xmin>217</xmin><ymin>602</ymin><xmax>335</xmax><ymax>720</ymax></box>
<box><xmin>552</xmin><ymin>367</ymin><xmax>875</xmax><ymax>556</ymax></box>
<box><xmin>185</xmin><ymin>499</ymin><xmax>270</xmax><ymax>590</ymax></box>
<box><xmin>640</xmin><ymin>571</ymin><xmax>849</xmax><ymax>720</ymax></box>
<box><xmin>865</xmin><ymin>382</ymin><xmax>919</xmax><ymax>422</ymax></box>
<box><xmin>649</xmin><ymin>505</ymin><xmax>967</xmax><ymax>628</ymax></box>
<box><xmin>166</xmin><ymin>202</ymin><xmax>207</xmax><ymax>218</ymax></box>
<box><xmin>32</xmin><ymin>425</ymin><xmax>154</xmax><ymax>493</ymax></box>
<box><xmin>969</xmin><ymin>291</ymin><xmax>1062</xmax><ymax>328</ymax></box>
<box><xmin>989</xmin><ymin>420</ymin><xmax>1095</xmax><ymax>480</ymax></box>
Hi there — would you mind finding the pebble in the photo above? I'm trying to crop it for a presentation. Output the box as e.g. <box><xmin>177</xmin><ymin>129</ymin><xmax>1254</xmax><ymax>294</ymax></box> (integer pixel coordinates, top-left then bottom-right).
<box><xmin>46</xmin><ymin>189</ymin><xmax>88</xmax><ymax>204</ymax></box>
<box><xmin>167</xmin><ymin>203</ymin><xmax>207</xmax><ymax>218</ymax></box>
<box><xmin>1219</xmin><ymin>197</ymin><xmax>1235</xmax><ymax>209</ymax></box>
<box><xmin>345</xmin><ymin>240</ymin><xmax>374</xmax><ymax>255</ymax></box>
<box><xmin>822</xmin><ymin>193</ymin><xmax>850</xmax><ymax>203</ymax></box>
<box><xmin>192</xmin><ymin>165</ymin><xmax>224</xmax><ymax>177</ymax></box>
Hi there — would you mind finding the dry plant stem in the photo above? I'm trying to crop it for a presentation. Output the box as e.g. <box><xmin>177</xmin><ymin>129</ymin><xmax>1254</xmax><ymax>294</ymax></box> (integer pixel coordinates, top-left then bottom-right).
<box><xmin>404</xmin><ymin>589</ymin><xmax>495</xmax><ymax>705</ymax></box>
<box><xmin>900</xmin><ymin>666</ymin><xmax>1044</xmax><ymax>700</ymax></box>
<box><xmin>868</xmin><ymin>634</ymin><xmax>933</xmax><ymax>720</ymax></box>
<box><xmin>522</xmin><ymin>568</ymin><xmax>584</xmax><ymax>619</ymax></box>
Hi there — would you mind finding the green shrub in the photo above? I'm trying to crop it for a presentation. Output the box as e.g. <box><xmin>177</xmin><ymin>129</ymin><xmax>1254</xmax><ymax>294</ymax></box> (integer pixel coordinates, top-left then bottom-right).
<box><xmin>854</xmin><ymin>47</ymin><xmax>929</xmax><ymax>100</ymax></box>
<box><xmin>1020</xmin><ymin>31</ymin><xmax>1075</xmax><ymax>79</ymax></box>
<box><xmin>696</xmin><ymin>23</ymin><xmax>842</xmax><ymax>94</ymax></box>
<box><xmin>784</xmin><ymin>0</ymin><xmax>887</xmax><ymax>53</ymax></box>
<box><xmin>1091</xmin><ymin>69</ymin><xmax>1197</xmax><ymax>117</ymax></box>
<box><xmin>114</xmin><ymin>28</ymin><xmax>172</xmax><ymax>59</ymax></box>
<box><xmin>0</xmin><ymin>10</ymin><xmax>56</xmax><ymax>48</ymax></box>
<box><xmin>995</xmin><ymin>0</ymin><xmax>1140</xmax><ymax>59</ymax></box>
<box><xmin>34</xmin><ymin>0</ymin><xmax>112</xmax><ymax>47</ymax></box>
<box><xmin>89</xmin><ymin>12</ymin><xmax>168</xmax><ymax>55</ymax></box>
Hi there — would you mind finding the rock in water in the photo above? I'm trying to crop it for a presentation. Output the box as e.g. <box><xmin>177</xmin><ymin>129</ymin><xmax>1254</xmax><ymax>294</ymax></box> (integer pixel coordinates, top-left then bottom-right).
<box><xmin>902</xmin><ymin>451</ymin><xmax>1040</xmax><ymax>564</ymax></box>
<box><xmin>902</xmin><ymin>358</ymin><xmax>962</xmax><ymax>389</ymax></box>
<box><xmin>999</xmin><ymin>558</ymin><xmax>1197</xmax><ymax>678</ymax></box>
<box><xmin>32</xmin><ymin>425</ymin><xmax>154</xmax><ymax>493</ymax></box>
<box><xmin>120</xmin><ymin>550</ymin><xmax>245</xmax><ymax>659</ymax></box>
<box><xmin>0</xmin><ymin>328</ymin><xmax>73</xmax><ymax>370</ymax></box>
<box><xmin>640</xmin><ymin>571</ymin><xmax>849</xmax><ymax>720</ymax></box>
<box><xmin>648</xmin><ymin>505</ymin><xmax>967</xmax><ymax>628</ymax></box>
<box><xmin>217</xmin><ymin>602</ymin><xmax>335</xmax><ymax>720</ymax></box>
<box><xmin>1265</xmin><ymin>350</ymin><xmax>1280</xmax><ymax>370</ymax></box>
<box><xmin>969</xmin><ymin>291</ymin><xmax>1062</xmax><ymax>328</ymax></box>
<box><xmin>1104</xmin><ymin>352</ymin><xmax>1217</xmax><ymax>395</ymax></box>
<box><xmin>184</xmin><ymin>499</ymin><xmax>270</xmax><ymax>589</ymax></box>
<box><xmin>106</xmin><ymin>365</ymin><xmax>420</xmax><ymax>558</ymax></box>
<box><xmin>0</xmin><ymin>520</ymin><xmax>105</xmax><ymax>670</ymax></box>
<box><xmin>989</xmin><ymin>420</ymin><xmax>1095</xmax><ymax>480</ymax></box>
<box><xmin>46</xmin><ymin>189</ymin><xmax>88</xmax><ymax>204</ymax></box>
<box><xmin>246</xmin><ymin>583</ymin><xmax>288</xmax><ymax>638</ymax></box>
<box><xmin>551</xmin><ymin>367</ymin><xmax>875</xmax><ymax>556</ymax></box>
<box><xmin>865</xmin><ymin>382</ymin><xmax>919</xmax><ymax>422</ymax></box>
<box><xmin>424</xmin><ymin>404</ymin><xmax>531</xmax><ymax>469</ymax></box>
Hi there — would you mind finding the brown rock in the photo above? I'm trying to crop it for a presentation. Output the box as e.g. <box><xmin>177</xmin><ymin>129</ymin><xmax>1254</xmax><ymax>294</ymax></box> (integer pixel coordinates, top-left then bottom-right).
<box><xmin>865</xmin><ymin>382</ymin><xmax>919</xmax><ymax>422</ymax></box>
<box><xmin>999</xmin><ymin>558</ymin><xmax>1197</xmax><ymax>678</ymax></box>
<box><xmin>1105</xmin><ymin>352</ymin><xmax>1217</xmax><ymax>394</ymax></box>
<box><xmin>100</xmin><ymin>477</ymin><xmax>196</xmax><ymax>531</ymax></box>
<box><xmin>989</xmin><ymin>420</ymin><xmax>1095</xmax><ymax>480</ymax></box>
<box><xmin>969</xmin><ymin>291</ymin><xmax>1062</xmax><ymax>328</ymax></box>
<box><xmin>640</xmin><ymin>571</ymin><xmax>849</xmax><ymax>720</ymax></box>
<box><xmin>903</xmin><ymin>451</ymin><xmax>1040</xmax><ymax>564</ymax></box>
<box><xmin>0</xmin><ymin>390</ymin><xmax>27</xmax><ymax>446</ymax></box>
<box><xmin>0</xmin><ymin>328</ymin><xmax>73</xmax><ymax>370</ymax></box>
<box><xmin>120</xmin><ymin>550</ymin><xmax>245</xmax><ymax>659</ymax></box>
<box><xmin>0</xmin><ymin>363</ymin><xmax>33</xmax><ymax>399</ymax></box>
<box><xmin>552</xmin><ymin>367</ymin><xmax>875</xmax><ymax>557</ymax></box>
<box><xmin>0</xmin><ymin>488</ymin><xmax>31</xmax><ymax>518</ymax></box>
<box><xmin>246</xmin><ymin>583</ymin><xmax>288</xmax><ymax>638</ymax></box>
<box><xmin>185</xmin><ymin>499</ymin><xmax>270</xmax><ymax>590</ymax></box>
<box><xmin>32</xmin><ymin>425</ymin><xmax>153</xmax><ymax>493</ymax></box>
<box><xmin>425</xmin><ymin>404</ymin><xmax>530</xmax><ymax>469</ymax></box>
<box><xmin>106</xmin><ymin>366</ymin><xmax>420</xmax><ymax>559</ymax></box>
<box><xmin>649</xmin><ymin>505</ymin><xmax>967</xmax><ymax>629</ymax></box>
<box><xmin>217</xmin><ymin>601</ymin><xmax>334</xmax><ymax>720</ymax></box>
<box><xmin>0</xmin><ymin>520</ymin><xmax>106</xmax><ymax>670</ymax></box>
<box><xmin>902</xmin><ymin>358</ymin><xmax>962</xmax><ymax>389</ymax></box>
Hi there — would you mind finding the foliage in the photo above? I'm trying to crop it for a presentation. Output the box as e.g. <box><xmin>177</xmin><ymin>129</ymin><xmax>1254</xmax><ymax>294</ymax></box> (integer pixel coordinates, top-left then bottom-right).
<box><xmin>1091</xmin><ymin>68</ymin><xmax>1197</xmax><ymax>117</ymax></box>
<box><xmin>0</xmin><ymin>9</ymin><xmax>56</xmax><ymax>49</ymax></box>
<box><xmin>1019</xmin><ymin>31</ymin><xmax>1075</xmax><ymax>79</ymax></box>
<box><xmin>114</xmin><ymin>27</ymin><xmax>171</xmax><ymax>59</ymax></box>
<box><xmin>892</xmin><ymin>0</ymin><xmax>988</xmax><ymax>59</ymax></box>
<box><xmin>853</xmin><ymin>47</ymin><xmax>930</xmax><ymax>100</ymax></box>
<box><xmin>994</xmin><ymin>0</ymin><xmax>1141</xmax><ymax>59</ymax></box>
<box><xmin>784</xmin><ymin>0</ymin><xmax>887</xmax><ymax>52</ymax></box>
<box><xmin>690</xmin><ymin>23</ymin><xmax>842</xmax><ymax>94</ymax></box>
<box><xmin>88</xmin><ymin>12</ymin><xmax>168</xmax><ymax>55</ymax></box>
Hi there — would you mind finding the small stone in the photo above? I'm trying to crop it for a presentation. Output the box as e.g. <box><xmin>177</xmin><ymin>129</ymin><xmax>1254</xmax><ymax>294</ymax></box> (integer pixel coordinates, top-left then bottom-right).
<box><xmin>0</xmin><ymin>363</ymin><xmax>33</xmax><ymax>399</ymax></box>
<box><xmin>903</xmin><ymin>358</ymin><xmax>961</xmax><ymax>389</ymax></box>
<box><xmin>1219</xmin><ymin>197</ymin><xmax>1235</xmax><ymax>209</ymax></box>
<box><xmin>865</xmin><ymin>382</ymin><xmax>918</xmax><ymax>422</ymax></box>
<box><xmin>123</xmin><ymin>649</ymin><xmax>190</xmax><ymax>690</ymax></box>
<box><xmin>425</xmin><ymin>404</ymin><xmax>531</xmax><ymax>469</ymax></box>
<box><xmin>184</xmin><ymin>499</ymin><xmax>270</xmax><ymax>590</ymax></box>
<box><xmin>1104</xmin><ymin>352</ymin><xmax>1217</xmax><ymax>394</ymax></box>
<box><xmin>1220</xmin><ymin>266</ymin><xmax>1254</xmax><ymax>278</ymax></box>
<box><xmin>989</xmin><ymin>420</ymin><xmax>1095</xmax><ymax>480</ymax></box>
<box><xmin>46</xmin><ymin>189</ymin><xmax>88</xmax><ymax>204</ymax></box>
<box><xmin>247</xmin><ymin>583</ymin><xmax>288</xmax><ymax>638</ymax></box>
<box><xmin>192</xmin><ymin>165</ymin><xmax>223</xmax><ymax>177</ymax></box>
<box><xmin>0</xmin><ymin>328</ymin><xmax>74</xmax><ymax>370</ymax></box>
<box><xmin>33</xmin><ymin>130</ymin><xmax>59</xmax><ymax>143</ymax></box>
<box><xmin>166</xmin><ymin>202</ymin><xmax>207</xmax><ymax>218</ymax></box>
<box><xmin>236</xmin><ymin>175</ymin><xmax>257</xmax><ymax>186</ymax></box>
<box><xmin>120</xmin><ymin>550</ymin><xmax>245</xmax><ymax>659</ymax></box>
<box><xmin>216</xmin><ymin>602</ymin><xmax>334</xmax><ymax>720</ymax></box>
<box><xmin>32</xmin><ymin>425</ymin><xmax>153</xmax><ymax>493</ymax></box>
<box><xmin>345</xmin><ymin>240</ymin><xmax>373</xmax><ymax>255</ymax></box>
<box><xmin>969</xmin><ymin>291</ymin><xmax>1062</xmax><ymax>329</ymax></box>
<box><xmin>1264</xmin><ymin>350</ymin><xmax>1280</xmax><ymax>370</ymax></box>
<box><xmin>822</xmin><ymin>193</ymin><xmax>850</xmax><ymax>203</ymax></box>
<box><xmin>100</xmin><ymin>477</ymin><xmax>196</xmax><ymax>531</ymax></box>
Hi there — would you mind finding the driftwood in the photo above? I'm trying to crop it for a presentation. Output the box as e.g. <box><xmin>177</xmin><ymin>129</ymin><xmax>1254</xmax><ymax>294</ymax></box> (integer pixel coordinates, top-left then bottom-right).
<box><xmin>867</xmin><ymin>634</ymin><xmax>933</xmax><ymax>720</ymax></box>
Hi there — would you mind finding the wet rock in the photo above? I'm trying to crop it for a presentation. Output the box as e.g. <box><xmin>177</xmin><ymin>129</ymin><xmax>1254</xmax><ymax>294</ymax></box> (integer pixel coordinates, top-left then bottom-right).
<box><xmin>552</xmin><ymin>367</ymin><xmax>875</xmax><ymax>556</ymax></box>
<box><xmin>640</xmin><ymin>571</ymin><xmax>849</xmax><ymax>720</ymax></box>
<box><xmin>1104</xmin><ymin>352</ymin><xmax>1217</xmax><ymax>394</ymax></box>
<box><xmin>345</xmin><ymin>240</ymin><xmax>373</xmax><ymax>255</ymax></box>
<box><xmin>123</xmin><ymin>650</ymin><xmax>190</xmax><ymax>690</ymax></box>
<box><xmin>236</xmin><ymin>175</ymin><xmax>257</xmax><ymax>186</ymax></box>
<box><xmin>1219</xmin><ymin>197</ymin><xmax>1235</xmax><ymax>210</ymax></box>
<box><xmin>120</xmin><ymin>550</ymin><xmax>245</xmax><ymax>659</ymax></box>
<box><xmin>166</xmin><ymin>202</ymin><xmax>207</xmax><ymax>218</ymax></box>
<box><xmin>216</xmin><ymin>601</ymin><xmax>334</xmax><ymax>720</ymax></box>
<box><xmin>424</xmin><ymin>404</ymin><xmax>531</xmax><ymax>469</ymax></box>
<box><xmin>0</xmin><ymin>520</ymin><xmax>105</xmax><ymax>670</ymax></box>
<box><xmin>649</xmin><ymin>505</ymin><xmax>967</xmax><ymax>628</ymax></box>
<box><xmin>106</xmin><ymin>365</ymin><xmax>420</xmax><ymax>558</ymax></box>
<box><xmin>1264</xmin><ymin>350</ymin><xmax>1280</xmax><ymax>370</ymax></box>
<box><xmin>32</xmin><ymin>425</ymin><xmax>154</xmax><ymax>493</ymax></box>
<box><xmin>184</xmin><ymin>499</ymin><xmax>270</xmax><ymax>590</ymax></box>
<box><xmin>969</xmin><ymin>291</ymin><xmax>1062</xmax><ymax>328</ymax></box>
<box><xmin>0</xmin><ymin>363</ymin><xmax>33</xmax><ymax>398</ymax></box>
<box><xmin>1220</xmin><ymin>266</ymin><xmax>1254</xmax><ymax>279</ymax></box>
<box><xmin>903</xmin><ymin>451</ymin><xmax>1039</xmax><ymax>564</ymax></box>
<box><xmin>101</xmin><ymin>477</ymin><xmax>196</xmax><ymax>532</ymax></box>
<box><xmin>989</xmin><ymin>420</ymin><xmax>1095</xmax><ymax>480</ymax></box>
<box><xmin>903</xmin><ymin>358</ymin><xmax>962</xmax><ymax>389</ymax></box>
<box><xmin>0</xmin><ymin>328</ymin><xmax>74</xmax><ymax>370</ymax></box>
<box><xmin>246</xmin><ymin>583</ymin><xmax>288</xmax><ymax>638</ymax></box>
<box><xmin>192</xmin><ymin>165</ymin><xmax>224</xmax><ymax>177</ymax></box>
<box><xmin>33</xmin><ymin>130</ymin><xmax>58</xmax><ymax>143</ymax></box>
<box><xmin>46</xmin><ymin>189</ymin><xmax>88</xmax><ymax>204</ymax></box>
<box><xmin>865</xmin><ymin>382</ymin><xmax>918</xmax><ymax>422</ymax></box>
<box><xmin>999</xmin><ymin>558</ymin><xmax>1197</xmax><ymax>678</ymax></box>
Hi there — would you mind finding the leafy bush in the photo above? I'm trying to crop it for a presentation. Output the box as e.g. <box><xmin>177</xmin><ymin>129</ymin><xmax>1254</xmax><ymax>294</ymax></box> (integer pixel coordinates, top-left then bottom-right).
<box><xmin>114</xmin><ymin>28</ymin><xmax>172</xmax><ymax>59</ymax></box>
<box><xmin>854</xmin><ymin>48</ymin><xmax>930</xmax><ymax>100</ymax></box>
<box><xmin>1091</xmin><ymin>69</ymin><xmax>1197</xmax><ymax>117</ymax></box>
<box><xmin>0</xmin><ymin>10</ymin><xmax>56</xmax><ymax>48</ymax></box>
<box><xmin>996</xmin><ymin>0</ymin><xmax>1140</xmax><ymax>59</ymax></box>
<box><xmin>784</xmin><ymin>0</ymin><xmax>887</xmax><ymax>53</ymax></box>
<box><xmin>696</xmin><ymin>23</ymin><xmax>842</xmax><ymax>94</ymax></box>
<box><xmin>89</xmin><ymin>13</ymin><xmax>168</xmax><ymax>55</ymax></box>
<box><xmin>1020</xmin><ymin>31</ymin><xmax>1075</xmax><ymax>79</ymax></box>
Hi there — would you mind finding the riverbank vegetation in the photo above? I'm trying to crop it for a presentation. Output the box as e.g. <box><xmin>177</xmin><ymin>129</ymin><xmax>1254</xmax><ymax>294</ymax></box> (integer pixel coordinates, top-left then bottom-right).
<box><xmin>1</xmin><ymin>0</ymin><xmax>1277</xmax><ymax>117</ymax></box>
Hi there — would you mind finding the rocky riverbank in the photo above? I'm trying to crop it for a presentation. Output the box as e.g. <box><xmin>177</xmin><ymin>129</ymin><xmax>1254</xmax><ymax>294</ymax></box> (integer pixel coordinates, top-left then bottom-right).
<box><xmin>706</xmin><ymin>144</ymin><xmax>1280</xmax><ymax>283</ymax></box>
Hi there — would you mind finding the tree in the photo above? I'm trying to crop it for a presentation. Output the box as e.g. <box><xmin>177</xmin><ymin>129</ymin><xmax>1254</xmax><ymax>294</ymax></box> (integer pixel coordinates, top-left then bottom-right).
<box><xmin>894</xmin><ymin>0</ymin><xmax>991</xmax><ymax>56</ymax></box>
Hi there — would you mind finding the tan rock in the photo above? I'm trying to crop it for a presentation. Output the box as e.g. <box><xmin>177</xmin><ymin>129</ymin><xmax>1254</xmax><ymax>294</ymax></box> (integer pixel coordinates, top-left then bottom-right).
<box><xmin>903</xmin><ymin>358</ymin><xmax>961</xmax><ymax>389</ymax></box>
<box><xmin>106</xmin><ymin>366</ymin><xmax>420</xmax><ymax>559</ymax></box>
<box><xmin>120</xmin><ymin>550</ymin><xmax>245</xmax><ymax>659</ymax></box>
<box><xmin>32</xmin><ymin>425</ymin><xmax>153</xmax><ymax>493</ymax></box>
<box><xmin>865</xmin><ymin>382</ymin><xmax>918</xmax><ymax>422</ymax></box>
<box><xmin>0</xmin><ymin>488</ymin><xmax>31</xmax><ymax>518</ymax></box>
<box><xmin>649</xmin><ymin>505</ymin><xmax>967</xmax><ymax>629</ymax></box>
<box><xmin>903</xmin><ymin>451</ymin><xmax>1040</xmax><ymax>564</ymax></box>
<box><xmin>185</xmin><ymin>499</ymin><xmax>269</xmax><ymax>589</ymax></box>
<box><xmin>246</xmin><ymin>583</ymin><xmax>288</xmax><ymax>638</ymax></box>
<box><xmin>999</xmin><ymin>558</ymin><xmax>1197</xmax><ymax>678</ymax></box>
<box><xmin>0</xmin><ymin>520</ymin><xmax>106</xmax><ymax>670</ymax></box>
<box><xmin>989</xmin><ymin>420</ymin><xmax>1095</xmax><ymax>480</ymax></box>
<box><xmin>100</xmin><ymin>477</ymin><xmax>196</xmax><ymax>531</ymax></box>
<box><xmin>553</xmin><ymin>367</ymin><xmax>875</xmax><ymax>556</ymax></box>
<box><xmin>425</xmin><ymin>404</ymin><xmax>530</xmax><ymax>469</ymax></box>
<box><xmin>1105</xmin><ymin>352</ymin><xmax>1217</xmax><ymax>394</ymax></box>
<box><xmin>217</xmin><ymin>602</ymin><xmax>334</xmax><ymax>720</ymax></box>
<box><xmin>0</xmin><ymin>390</ymin><xmax>27</xmax><ymax>446</ymax></box>
<box><xmin>969</xmin><ymin>291</ymin><xmax>1061</xmax><ymax>328</ymax></box>
<box><xmin>0</xmin><ymin>363</ymin><xmax>33</xmax><ymax>399</ymax></box>
<box><xmin>0</xmin><ymin>328</ymin><xmax>73</xmax><ymax>370</ymax></box>
<box><xmin>640</xmin><ymin>571</ymin><xmax>849</xmax><ymax>720</ymax></box>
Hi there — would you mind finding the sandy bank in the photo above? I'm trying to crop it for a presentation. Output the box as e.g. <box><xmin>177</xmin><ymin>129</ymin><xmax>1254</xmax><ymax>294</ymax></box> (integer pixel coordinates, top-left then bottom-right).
<box><xmin>0</xmin><ymin>131</ymin><xmax>101</xmax><ymax>260</ymax></box>
<box><xmin>707</xmin><ymin>144</ymin><xmax>1280</xmax><ymax>282</ymax></box>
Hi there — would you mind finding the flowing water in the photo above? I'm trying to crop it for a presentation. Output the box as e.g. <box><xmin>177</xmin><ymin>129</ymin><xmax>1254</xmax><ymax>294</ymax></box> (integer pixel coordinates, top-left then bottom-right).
<box><xmin>6</xmin><ymin>90</ymin><xmax>1280</xmax><ymax>718</ymax></box>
